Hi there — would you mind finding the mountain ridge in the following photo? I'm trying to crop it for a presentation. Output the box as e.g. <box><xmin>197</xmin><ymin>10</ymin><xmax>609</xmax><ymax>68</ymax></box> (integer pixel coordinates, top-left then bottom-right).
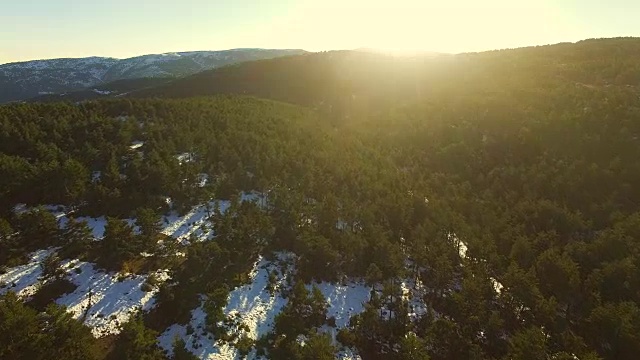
<box><xmin>0</xmin><ymin>49</ymin><xmax>306</xmax><ymax>103</ymax></box>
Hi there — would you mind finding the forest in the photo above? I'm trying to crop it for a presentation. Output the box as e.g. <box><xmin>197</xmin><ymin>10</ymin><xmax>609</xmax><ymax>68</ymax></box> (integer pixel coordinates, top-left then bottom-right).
<box><xmin>1</xmin><ymin>38</ymin><xmax>640</xmax><ymax>360</ymax></box>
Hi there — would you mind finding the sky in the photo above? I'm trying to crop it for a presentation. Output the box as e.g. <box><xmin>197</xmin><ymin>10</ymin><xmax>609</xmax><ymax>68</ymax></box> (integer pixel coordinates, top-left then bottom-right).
<box><xmin>1</xmin><ymin>0</ymin><xmax>639</xmax><ymax>64</ymax></box>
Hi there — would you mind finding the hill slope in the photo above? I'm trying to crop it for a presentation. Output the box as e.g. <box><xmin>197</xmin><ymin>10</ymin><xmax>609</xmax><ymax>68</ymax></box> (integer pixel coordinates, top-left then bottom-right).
<box><xmin>132</xmin><ymin>38</ymin><xmax>640</xmax><ymax>115</ymax></box>
<box><xmin>27</xmin><ymin>77</ymin><xmax>173</xmax><ymax>103</ymax></box>
<box><xmin>0</xmin><ymin>49</ymin><xmax>306</xmax><ymax>103</ymax></box>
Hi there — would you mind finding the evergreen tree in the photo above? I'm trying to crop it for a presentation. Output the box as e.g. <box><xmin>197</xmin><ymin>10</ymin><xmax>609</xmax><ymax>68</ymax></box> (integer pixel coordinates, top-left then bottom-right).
<box><xmin>61</xmin><ymin>217</ymin><xmax>93</xmax><ymax>258</ymax></box>
<box><xmin>136</xmin><ymin>207</ymin><xmax>161</xmax><ymax>250</ymax></box>
<box><xmin>172</xmin><ymin>337</ymin><xmax>198</xmax><ymax>360</ymax></box>
<box><xmin>301</xmin><ymin>332</ymin><xmax>336</xmax><ymax>360</ymax></box>
<box><xmin>110</xmin><ymin>313</ymin><xmax>165</xmax><ymax>360</ymax></box>
<box><xmin>399</xmin><ymin>332</ymin><xmax>430</xmax><ymax>360</ymax></box>
<box><xmin>0</xmin><ymin>292</ymin><xmax>98</xmax><ymax>360</ymax></box>
<box><xmin>40</xmin><ymin>252</ymin><xmax>65</xmax><ymax>281</ymax></box>
<box><xmin>99</xmin><ymin>217</ymin><xmax>136</xmax><ymax>269</ymax></box>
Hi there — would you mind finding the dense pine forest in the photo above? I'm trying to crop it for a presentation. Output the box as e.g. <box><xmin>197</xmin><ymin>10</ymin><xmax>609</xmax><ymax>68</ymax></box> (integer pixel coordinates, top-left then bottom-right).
<box><xmin>1</xmin><ymin>38</ymin><xmax>640</xmax><ymax>360</ymax></box>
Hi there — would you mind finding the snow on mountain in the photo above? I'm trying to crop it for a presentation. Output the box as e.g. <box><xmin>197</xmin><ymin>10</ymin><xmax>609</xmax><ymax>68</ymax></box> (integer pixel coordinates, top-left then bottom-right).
<box><xmin>0</xmin><ymin>49</ymin><xmax>306</xmax><ymax>103</ymax></box>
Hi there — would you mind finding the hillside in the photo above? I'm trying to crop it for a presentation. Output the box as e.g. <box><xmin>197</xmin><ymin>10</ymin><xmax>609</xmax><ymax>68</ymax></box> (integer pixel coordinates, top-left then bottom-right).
<box><xmin>0</xmin><ymin>49</ymin><xmax>306</xmax><ymax>103</ymax></box>
<box><xmin>133</xmin><ymin>38</ymin><xmax>640</xmax><ymax>114</ymax></box>
<box><xmin>1</xmin><ymin>38</ymin><xmax>640</xmax><ymax>360</ymax></box>
<box><xmin>27</xmin><ymin>77</ymin><xmax>174</xmax><ymax>103</ymax></box>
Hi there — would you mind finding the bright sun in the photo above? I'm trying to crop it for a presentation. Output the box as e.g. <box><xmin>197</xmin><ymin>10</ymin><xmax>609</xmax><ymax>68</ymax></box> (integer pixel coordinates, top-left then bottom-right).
<box><xmin>268</xmin><ymin>0</ymin><xmax>568</xmax><ymax>54</ymax></box>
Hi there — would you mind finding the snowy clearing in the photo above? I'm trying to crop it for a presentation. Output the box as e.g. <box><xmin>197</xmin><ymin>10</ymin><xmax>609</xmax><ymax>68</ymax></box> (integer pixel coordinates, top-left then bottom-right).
<box><xmin>308</xmin><ymin>281</ymin><xmax>371</xmax><ymax>329</ymax></box>
<box><xmin>161</xmin><ymin>192</ymin><xmax>264</xmax><ymax>244</ymax></box>
<box><xmin>159</xmin><ymin>253</ymin><xmax>371</xmax><ymax>359</ymax></box>
<box><xmin>0</xmin><ymin>248</ymin><xmax>55</xmax><ymax>297</ymax></box>
<box><xmin>401</xmin><ymin>277</ymin><xmax>429</xmax><ymax>321</ymax></box>
<box><xmin>57</xmin><ymin>260</ymin><xmax>170</xmax><ymax>337</ymax></box>
<box><xmin>0</xmin><ymin>248</ymin><xmax>170</xmax><ymax>337</ymax></box>
<box><xmin>159</xmin><ymin>254</ymin><xmax>292</xmax><ymax>359</ymax></box>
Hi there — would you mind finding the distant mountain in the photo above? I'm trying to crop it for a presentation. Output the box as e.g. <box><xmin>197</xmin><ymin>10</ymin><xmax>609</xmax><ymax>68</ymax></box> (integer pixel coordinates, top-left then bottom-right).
<box><xmin>0</xmin><ymin>49</ymin><xmax>306</xmax><ymax>103</ymax></box>
<box><xmin>27</xmin><ymin>77</ymin><xmax>173</xmax><ymax>103</ymax></box>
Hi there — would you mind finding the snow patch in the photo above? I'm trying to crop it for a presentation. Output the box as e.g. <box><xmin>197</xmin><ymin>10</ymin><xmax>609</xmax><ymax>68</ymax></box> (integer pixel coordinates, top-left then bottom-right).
<box><xmin>337</xmin><ymin>348</ymin><xmax>363</xmax><ymax>360</ymax></box>
<box><xmin>92</xmin><ymin>89</ymin><xmax>112</xmax><ymax>95</ymax></box>
<box><xmin>0</xmin><ymin>249</ymin><xmax>55</xmax><ymax>297</ymax></box>
<box><xmin>401</xmin><ymin>278</ymin><xmax>428</xmax><ymax>321</ymax></box>
<box><xmin>56</xmin><ymin>261</ymin><xmax>169</xmax><ymax>337</ymax></box>
<box><xmin>223</xmin><ymin>254</ymin><xmax>292</xmax><ymax>340</ymax></box>
<box><xmin>129</xmin><ymin>140</ymin><xmax>144</xmax><ymax>150</ymax></box>
<box><xmin>161</xmin><ymin>192</ymin><xmax>264</xmax><ymax>244</ymax></box>
<box><xmin>175</xmin><ymin>152</ymin><xmax>195</xmax><ymax>164</ymax></box>
<box><xmin>308</xmin><ymin>281</ymin><xmax>371</xmax><ymax>329</ymax></box>
<box><xmin>159</xmin><ymin>254</ymin><xmax>293</xmax><ymax>359</ymax></box>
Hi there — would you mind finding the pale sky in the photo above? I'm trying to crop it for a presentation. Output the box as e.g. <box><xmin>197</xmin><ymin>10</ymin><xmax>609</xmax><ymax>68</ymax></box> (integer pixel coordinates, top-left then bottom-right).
<box><xmin>1</xmin><ymin>0</ymin><xmax>638</xmax><ymax>64</ymax></box>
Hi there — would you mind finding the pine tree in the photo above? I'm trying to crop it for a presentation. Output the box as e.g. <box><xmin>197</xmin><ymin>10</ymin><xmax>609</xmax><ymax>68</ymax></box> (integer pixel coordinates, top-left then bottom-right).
<box><xmin>110</xmin><ymin>313</ymin><xmax>165</xmax><ymax>360</ymax></box>
<box><xmin>399</xmin><ymin>332</ymin><xmax>430</xmax><ymax>360</ymax></box>
<box><xmin>16</xmin><ymin>206</ymin><xmax>60</xmax><ymax>249</ymax></box>
<box><xmin>172</xmin><ymin>337</ymin><xmax>198</xmax><ymax>360</ymax></box>
<box><xmin>0</xmin><ymin>292</ymin><xmax>98</xmax><ymax>360</ymax></box>
<box><xmin>40</xmin><ymin>252</ymin><xmax>65</xmax><ymax>282</ymax></box>
<box><xmin>506</xmin><ymin>326</ymin><xmax>551</xmax><ymax>360</ymax></box>
<box><xmin>301</xmin><ymin>332</ymin><xmax>336</xmax><ymax>360</ymax></box>
<box><xmin>60</xmin><ymin>158</ymin><xmax>90</xmax><ymax>205</ymax></box>
<box><xmin>62</xmin><ymin>217</ymin><xmax>93</xmax><ymax>258</ymax></box>
<box><xmin>135</xmin><ymin>207</ymin><xmax>161</xmax><ymax>250</ymax></box>
<box><xmin>100</xmin><ymin>217</ymin><xmax>136</xmax><ymax>269</ymax></box>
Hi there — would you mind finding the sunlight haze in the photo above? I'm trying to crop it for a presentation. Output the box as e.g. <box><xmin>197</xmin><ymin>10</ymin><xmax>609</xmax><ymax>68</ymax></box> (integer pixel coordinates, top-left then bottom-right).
<box><xmin>1</xmin><ymin>0</ymin><xmax>638</xmax><ymax>63</ymax></box>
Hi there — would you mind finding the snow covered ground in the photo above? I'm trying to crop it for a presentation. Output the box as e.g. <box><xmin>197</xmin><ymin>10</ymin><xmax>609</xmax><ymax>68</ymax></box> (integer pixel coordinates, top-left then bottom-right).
<box><xmin>309</xmin><ymin>281</ymin><xmax>370</xmax><ymax>360</ymax></box>
<box><xmin>129</xmin><ymin>140</ymin><xmax>144</xmax><ymax>150</ymax></box>
<box><xmin>0</xmin><ymin>248</ymin><xmax>55</xmax><ymax>297</ymax></box>
<box><xmin>453</xmin><ymin>234</ymin><xmax>504</xmax><ymax>295</ymax></box>
<box><xmin>13</xmin><ymin>191</ymin><xmax>265</xmax><ymax>245</ymax></box>
<box><xmin>161</xmin><ymin>192</ymin><xmax>264</xmax><ymax>244</ymax></box>
<box><xmin>158</xmin><ymin>253</ymin><xmax>371</xmax><ymax>359</ymax></box>
<box><xmin>57</xmin><ymin>260</ymin><xmax>169</xmax><ymax>337</ymax></box>
<box><xmin>337</xmin><ymin>348</ymin><xmax>364</xmax><ymax>360</ymax></box>
<box><xmin>160</xmin><ymin>202</ymin><xmax>220</xmax><ymax>244</ymax></box>
<box><xmin>401</xmin><ymin>277</ymin><xmax>429</xmax><ymax>321</ymax></box>
<box><xmin>223</xmin><ymin>254</ymin><xmax>293</xmax><ymax>340</ymax></box>
<box><xmin>0</xmin><ymin>249</ymin><xmax>169</xmax><ymax>337</ymax></box>
<box><xmin>175</xmin><ymin>152</ymin><xmax>195</xmax><ymax>164</ymax></box>
<box><xmin>159</xmin><ymin>254</ymin><xmax>292</xmax><ymax>359</ymax></box>
<box><xmin>308</xmin><ymin>281</ymin><xmax>371</xmax><ymax>329</ymax></box>
<box><xmin>92</xmin><ymin>89</ymin><xmax>113</xmax><ymax>95</ymax></box>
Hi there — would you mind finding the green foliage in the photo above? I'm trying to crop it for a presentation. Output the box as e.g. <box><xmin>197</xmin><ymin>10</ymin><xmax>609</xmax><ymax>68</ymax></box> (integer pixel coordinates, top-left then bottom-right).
<box><xmin>136</xmin><ymin>207</ymin><xmax>161</xmax><ymax>245</ymax></box>
<box><xmin>59</xmin><ymin>216</ymin><xmax>94</xmax><ymax>259</ymax></box>
<box><xmin>235</xmin><ymin>334</ymin><xmax>255</xmax><ymax>357</ymax></box>
<box><xmin>14</xmin><ymin>206</ymin><xmax>60</xmax><ymax>252</ymax></box>
<box><xmin>275</xmin><ymin>283</ymin><xmax>328</xmax><ymax>338</ymax></box>
<box><xmin>110</xmin><ymin>313</ymin><xmax>165</xmax><ymax>360</ymax></box>
<box><xmin>40</xmin><ymin>252</ymin><xmax>65</xmax><ymax>281</ymax></box>
<box><xmin>399</xmin><ymin>333</ymin><xmax>430</xmax><ymax>360</ymax></box>
<box><xmin>0</xmin><ymin>292</ymin><xmax>98</xmax><ymax>360</ymax></box>
<box><xmin>300</xmin><ymin>332</ymin><xmax>336</xmax><ymax>360</ymax></box>
<box><xmin>172</xmin><ymin>337</ymin><xmax>198</xmax><ymax>360</ymax></box>
<box><xmin>98</xmin><ymin>217</ymin><xmax>136</xmax><ymax>270</ymax></box>
<box><xmin>506</xmin><ymin>326</ymin><xmax>549</xmax><ymax>360</ymax></box>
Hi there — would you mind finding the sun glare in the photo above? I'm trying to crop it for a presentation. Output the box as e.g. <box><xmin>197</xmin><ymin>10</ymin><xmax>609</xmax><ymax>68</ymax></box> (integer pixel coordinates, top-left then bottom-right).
<box><xmin>275</xmin><ymin>0</ymin><xmax>567</xmax><ymax>54</ymax></box>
